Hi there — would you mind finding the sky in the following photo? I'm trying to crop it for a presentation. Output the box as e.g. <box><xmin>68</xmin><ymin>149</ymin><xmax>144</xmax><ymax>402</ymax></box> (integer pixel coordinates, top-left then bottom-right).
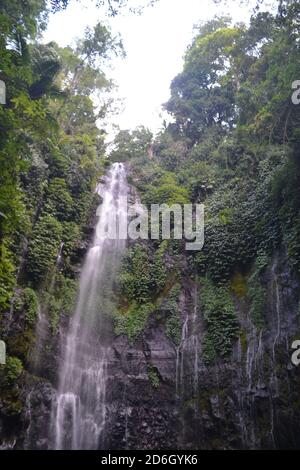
<box><xmin>43</xmin><ymin>0</ymin><xmax>255</xmax><ymax>137</ymax></box>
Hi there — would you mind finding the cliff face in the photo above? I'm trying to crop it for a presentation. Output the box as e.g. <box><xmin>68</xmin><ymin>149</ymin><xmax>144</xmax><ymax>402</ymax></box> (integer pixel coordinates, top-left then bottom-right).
<box><xmin>104</xmin><ymin>251</ymin><xmax>300</xmax><ymax>450</ymax></box>
<box><xmin>15</xmin><ymin>249</ymin><xmax>300</xmax><ymax>450</ymax></box>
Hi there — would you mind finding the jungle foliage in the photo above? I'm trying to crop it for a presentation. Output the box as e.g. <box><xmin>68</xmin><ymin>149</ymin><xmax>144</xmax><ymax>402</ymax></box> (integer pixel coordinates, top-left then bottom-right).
<box><xmin>0</xmin><ymin>0</ymin><xmax>123</xmax><ymax>390</ymax></box>
<box><xmin>111</xmin><ymin>0</ymin><xmax>300</xmax><ymax>357</ymax></box>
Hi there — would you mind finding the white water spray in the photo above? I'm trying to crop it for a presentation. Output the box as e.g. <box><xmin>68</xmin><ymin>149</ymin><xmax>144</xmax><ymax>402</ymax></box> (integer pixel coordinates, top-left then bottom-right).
<box><xmin>51</xmin><ymin>163</ymin><xmax>128</xmax><ymax>449</ymax></box>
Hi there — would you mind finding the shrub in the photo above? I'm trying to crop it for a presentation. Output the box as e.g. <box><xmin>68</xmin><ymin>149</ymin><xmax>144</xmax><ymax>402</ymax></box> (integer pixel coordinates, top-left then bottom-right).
<box><xmin>45</xmin><ymin>178</ymin><xmax>74</xmax><ymax>222</ymax></box>
<box><xmin>143</xmin><ymin>174</ymin><xmax>189</xmax><ymax>206</ymax></box>
<box><xmin>147</xmin><ymin>365</ymin><xmax>160</xmax><ymax>388</ymax></box>
<box><xmin>115</xmin><ymin>302</ymin><xmax>154</xmax><ymax>340</ymax></box>
<box><xmin>23</xmin><ymin>287</ymin><xmax>38</xmax><ymax>326</ymax></box>
<box><xmin>201</xmin><ymin>278</ymin><xmax>239</xmax><ymax>363</ymax></box>
<box><xmin>119</xmin><ymin>242</ymin><xmax>167</xmax><ymax>304</ymax></box>
<box><xmin>5</xmin><ymin>356</ymin><xmax>23</xmax><ymax>384</ymax></box>
<box><xmin>26</xmin><ymin>214</ymin><xmax>63</xmax><ymax>284</ymax></box>
<box><xmin>0</xmin><ymin>243</ymin><xmax>15</xmax><ymax>311</ymax></box>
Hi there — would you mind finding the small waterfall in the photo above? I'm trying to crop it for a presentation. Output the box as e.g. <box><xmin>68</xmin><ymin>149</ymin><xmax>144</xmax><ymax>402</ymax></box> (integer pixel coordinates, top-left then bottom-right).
<box><xmin>246</xmin><ymin>330</ymin><xmax>256</xmax><ymax>392</ymax></box>
<box><xmin>192</xmin><ymin>284</ymin><xmax>199</xmax><ymax>396</ymax></box>
<box><xmin>175</xmin><ymin>310</ymin><xmax>188</xmax><ymax>398</ymax></box>
<box><xmin>269</xmin><ymin>257</ymin><xmax>281</xmax><ymax>447</ymax></box>
<box><xmin>236</xmin><ymin>337</ymin><xmax>247</xmax><ymax>447</ymax></box>
<box><xmin>50</xmin><ymin>163</ymin><xmax>128</xmax><ymax>450</ymax></box>
<box><xmin>270</xmin><ymin>258</ymin><xmax>281</xmax><ymax>397</ymax></box>
<box><xmin>175</xmin><ymin>285</ymin><xmax>200</xmax><ymax>398</ymax></box>
<box><xmin>31</xmin><ymin>301</ymin><xmax>47</xmax><ymax>373</ymax></box>
<box><xmin>122</xmin><ymin>383</ymin><xmax>130</xmax><ymax>449</ymax></box>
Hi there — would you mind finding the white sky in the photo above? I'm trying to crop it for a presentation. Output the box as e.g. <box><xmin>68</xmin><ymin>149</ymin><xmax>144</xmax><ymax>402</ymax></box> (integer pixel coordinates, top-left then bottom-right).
<box><xmin>43</xmin><ymin>0</ymin><xmax>255</xmax><ymax>137</ymax></box>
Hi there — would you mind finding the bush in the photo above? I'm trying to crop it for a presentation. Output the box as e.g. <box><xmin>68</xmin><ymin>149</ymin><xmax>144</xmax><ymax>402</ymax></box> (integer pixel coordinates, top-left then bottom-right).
<box><xmin>23</xmin><ymin>287</ymin><xmax>38</xmax><ymax>326</ymax></box>
<box><xmin>0</xmin><ymin>243</ymin><xmax>15</xmax><ymax>311</ymax></box>
<box><xmin>119</xmin><ymin>242</ymin><xmax>167</xmax><ymax>304</ymax></box>
<box><xmin>147</xmin><ymin>365</ymin><xmax>160</xmax><ymax>388</ymax></box>
<box><xmin>201</xmin><ymin>278</ymin><xmax>239</xmax><ymax>363</ymax></box>
<box><xmin>45</xmin><ymin>178</ymin><xmax>74</xmax><ymax>222</ymax></box>
<box><xmin>27</xmin><ymin>214</ymin><xmax>63</xmax><ymax>284</ymax></box>
<box><xmin>5</xmin><ymin>356</ymin><xmax>23</xmax><ymax>384</ymax></box>
<box><xmin>115</xmin><ymin>302</ymin><xmax>154</xmax><ymax>340</ymax></box>
<box><xmin>143</xmin><ymin>174</ymin><xmax>189</xmax><ymax>206</ymax></box>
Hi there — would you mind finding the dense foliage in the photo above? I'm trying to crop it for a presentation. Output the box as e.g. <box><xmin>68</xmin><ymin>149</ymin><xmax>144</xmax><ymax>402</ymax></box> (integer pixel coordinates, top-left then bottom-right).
<box><xmin>1</xmin><ymin>0</ymin><xmax>300</xmax><ymax>411</ymax></box>
<box><xmin>0</xmin><ymin>0</ymin><xmax>123</xmax><ymax>399</ymax></box>
<box><xmin>111</xmin><ymin>0</ymin><xmax>300</xmax><ymax>360</ymax></box>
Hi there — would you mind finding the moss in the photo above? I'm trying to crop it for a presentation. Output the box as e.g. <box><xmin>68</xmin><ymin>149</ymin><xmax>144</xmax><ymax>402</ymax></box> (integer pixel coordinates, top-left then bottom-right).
<box><xmin>218</xmin><ymin>207</ymin><xmax>233</xmax><ymax>225</ymax></box>
<box><xmin>8</xmin><ymin>329</ymin><xmax>35</xmax><ymax>363</ymax></box>
<box><xmin>247</xmin><ymin>270</ymin><xmax>266</xmax><ymax>329</ymax></box>
<box><xmin>115</xmin><ymin>302</ymin><xmax>155</xmax><ymax>340</ymax></box>
<box><xmin>231</xmin><ymin>272</ymin><xmax>247</xmax><ymax>298</ymax></box>
<box><xmin>240</xmin><ymin>329</ymin><xmax>248</xmax><ymax>356</ymax></box>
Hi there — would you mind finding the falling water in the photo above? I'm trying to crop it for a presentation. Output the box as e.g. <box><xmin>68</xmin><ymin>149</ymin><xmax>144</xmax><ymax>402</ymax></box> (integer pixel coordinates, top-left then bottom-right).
<box><xmin>50</xmin><ymin>163</ymin><xmax>128</xmax><ymax>450</ymax></box>
<box><xmin>192</xmin><ymin>284</ymin><xmax>199</xmax><ymax>396</ymax></box>
<box><xmin>271</xmin><ymin>259</ymin><xmax>281</xmax><ymax>390</ymax></box>
<box><xmin>269</xmin><ymin>257</ymin><xmax>281</xmax><ymax>447</ymax></box>
<box><xmin>175</xmin><ymin>312</ymin><xmax>188</xmax><ymax>398</ymax></box>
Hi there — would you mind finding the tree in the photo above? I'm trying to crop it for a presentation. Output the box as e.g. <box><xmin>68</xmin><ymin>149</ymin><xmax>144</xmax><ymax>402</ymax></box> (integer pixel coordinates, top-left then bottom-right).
<box><xmin>165</xmin><ymin>18</ymin><xmax>244</xmax><ymax>143</ymax></box>
<box><xmin>110</xmin><ymin>126</ymin><xmax>153</xmax><ymax>162</ymax></box>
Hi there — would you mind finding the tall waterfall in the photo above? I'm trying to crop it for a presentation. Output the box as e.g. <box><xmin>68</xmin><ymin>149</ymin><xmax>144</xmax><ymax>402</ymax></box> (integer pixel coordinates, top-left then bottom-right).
<box><xmin>51</xmin><ymin>163</ymin><xmax>128</xmax><ymax>450</ymax></box>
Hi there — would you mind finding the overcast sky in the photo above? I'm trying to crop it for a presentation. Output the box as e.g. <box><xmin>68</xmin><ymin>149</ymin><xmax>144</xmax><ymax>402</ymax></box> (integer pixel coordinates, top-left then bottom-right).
<box><xmin>43</xmin><ymin>0</ymin><xmax>255</xmax><ymax>137</ymax></box>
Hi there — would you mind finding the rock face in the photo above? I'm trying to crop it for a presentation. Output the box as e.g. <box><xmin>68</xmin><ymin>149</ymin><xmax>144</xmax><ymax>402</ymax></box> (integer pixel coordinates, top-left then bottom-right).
<box><xmin>102</xmin><ymin>251</ymin><xmax>300</xmax><ymax>450</ymax></box>
<box><xmin>2</xmin><ymin>250</ymin><xmax>300</xmax><ymax>449</ymax></box>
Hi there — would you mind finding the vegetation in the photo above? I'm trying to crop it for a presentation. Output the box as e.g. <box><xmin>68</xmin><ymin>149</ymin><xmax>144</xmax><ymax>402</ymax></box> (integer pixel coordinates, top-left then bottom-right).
<box><xmin>164</xmin><ymin>284</ymin><xmax>182</xmax><ymax>346</ymax></box>
<box><xmin>147</xmin><ymin>364</ymin><xmax>160</xmax><ymax>388</ymax></box>
<box><xmin>4</xmin><ymin>356</ymin><xmax>23</xmax><ymax>384</ymax></box>
<box><xmin>1</xmin><ymin>0</ymin><xmax>300</xmax><ymax>442</ymax></box>
<box><xmin>200</xmin><ymin>278</ymin><xmax>239</xmax><ymax>363</ymax></box>
<box><xmin>115</xmin><ymin>301</ymin><xmax>155</xmax><ymax>340</ymax></box>
<box><xmin>0</xmin><ymin>1</ymin><xmax>124</xmax><ymax>415</ymax></box>
<box><xmin>111</xmin><ymin>1</ymin><xmax>300</xmax><ymax>360</ymax></box>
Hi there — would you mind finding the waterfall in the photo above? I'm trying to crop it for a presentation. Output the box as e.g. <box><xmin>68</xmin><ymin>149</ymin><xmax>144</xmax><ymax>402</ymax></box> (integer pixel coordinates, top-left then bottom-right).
<box><xmin>50</xmin><ymin>163</ymin><xmax>128</xmax><ymax>450</ymax></box>
<box><xmin>175</xmin><ymin>284</ymin><xmax>200</xmax><ymax>400</ymax></box>
<box><xmin>175</xmin><ymin>311</ymin><xmax>188</xmax><ymax>398</ymax></box>
<box><xmin>269</xmin><ymin>257</ymin><xmax>281</xmax><ymax>447</ymax></box>
<box><xmin>192</xmin><ymin>284</ymin><xmax>199</xmax><ymax>396</ymax></box>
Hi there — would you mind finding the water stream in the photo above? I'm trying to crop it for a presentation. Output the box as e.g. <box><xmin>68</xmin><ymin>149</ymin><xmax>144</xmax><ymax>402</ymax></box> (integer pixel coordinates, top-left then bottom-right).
<box><xmin>50</xmin><ymin>163</ymin><xmax>128</xmax><ymax>449</ymax></box>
